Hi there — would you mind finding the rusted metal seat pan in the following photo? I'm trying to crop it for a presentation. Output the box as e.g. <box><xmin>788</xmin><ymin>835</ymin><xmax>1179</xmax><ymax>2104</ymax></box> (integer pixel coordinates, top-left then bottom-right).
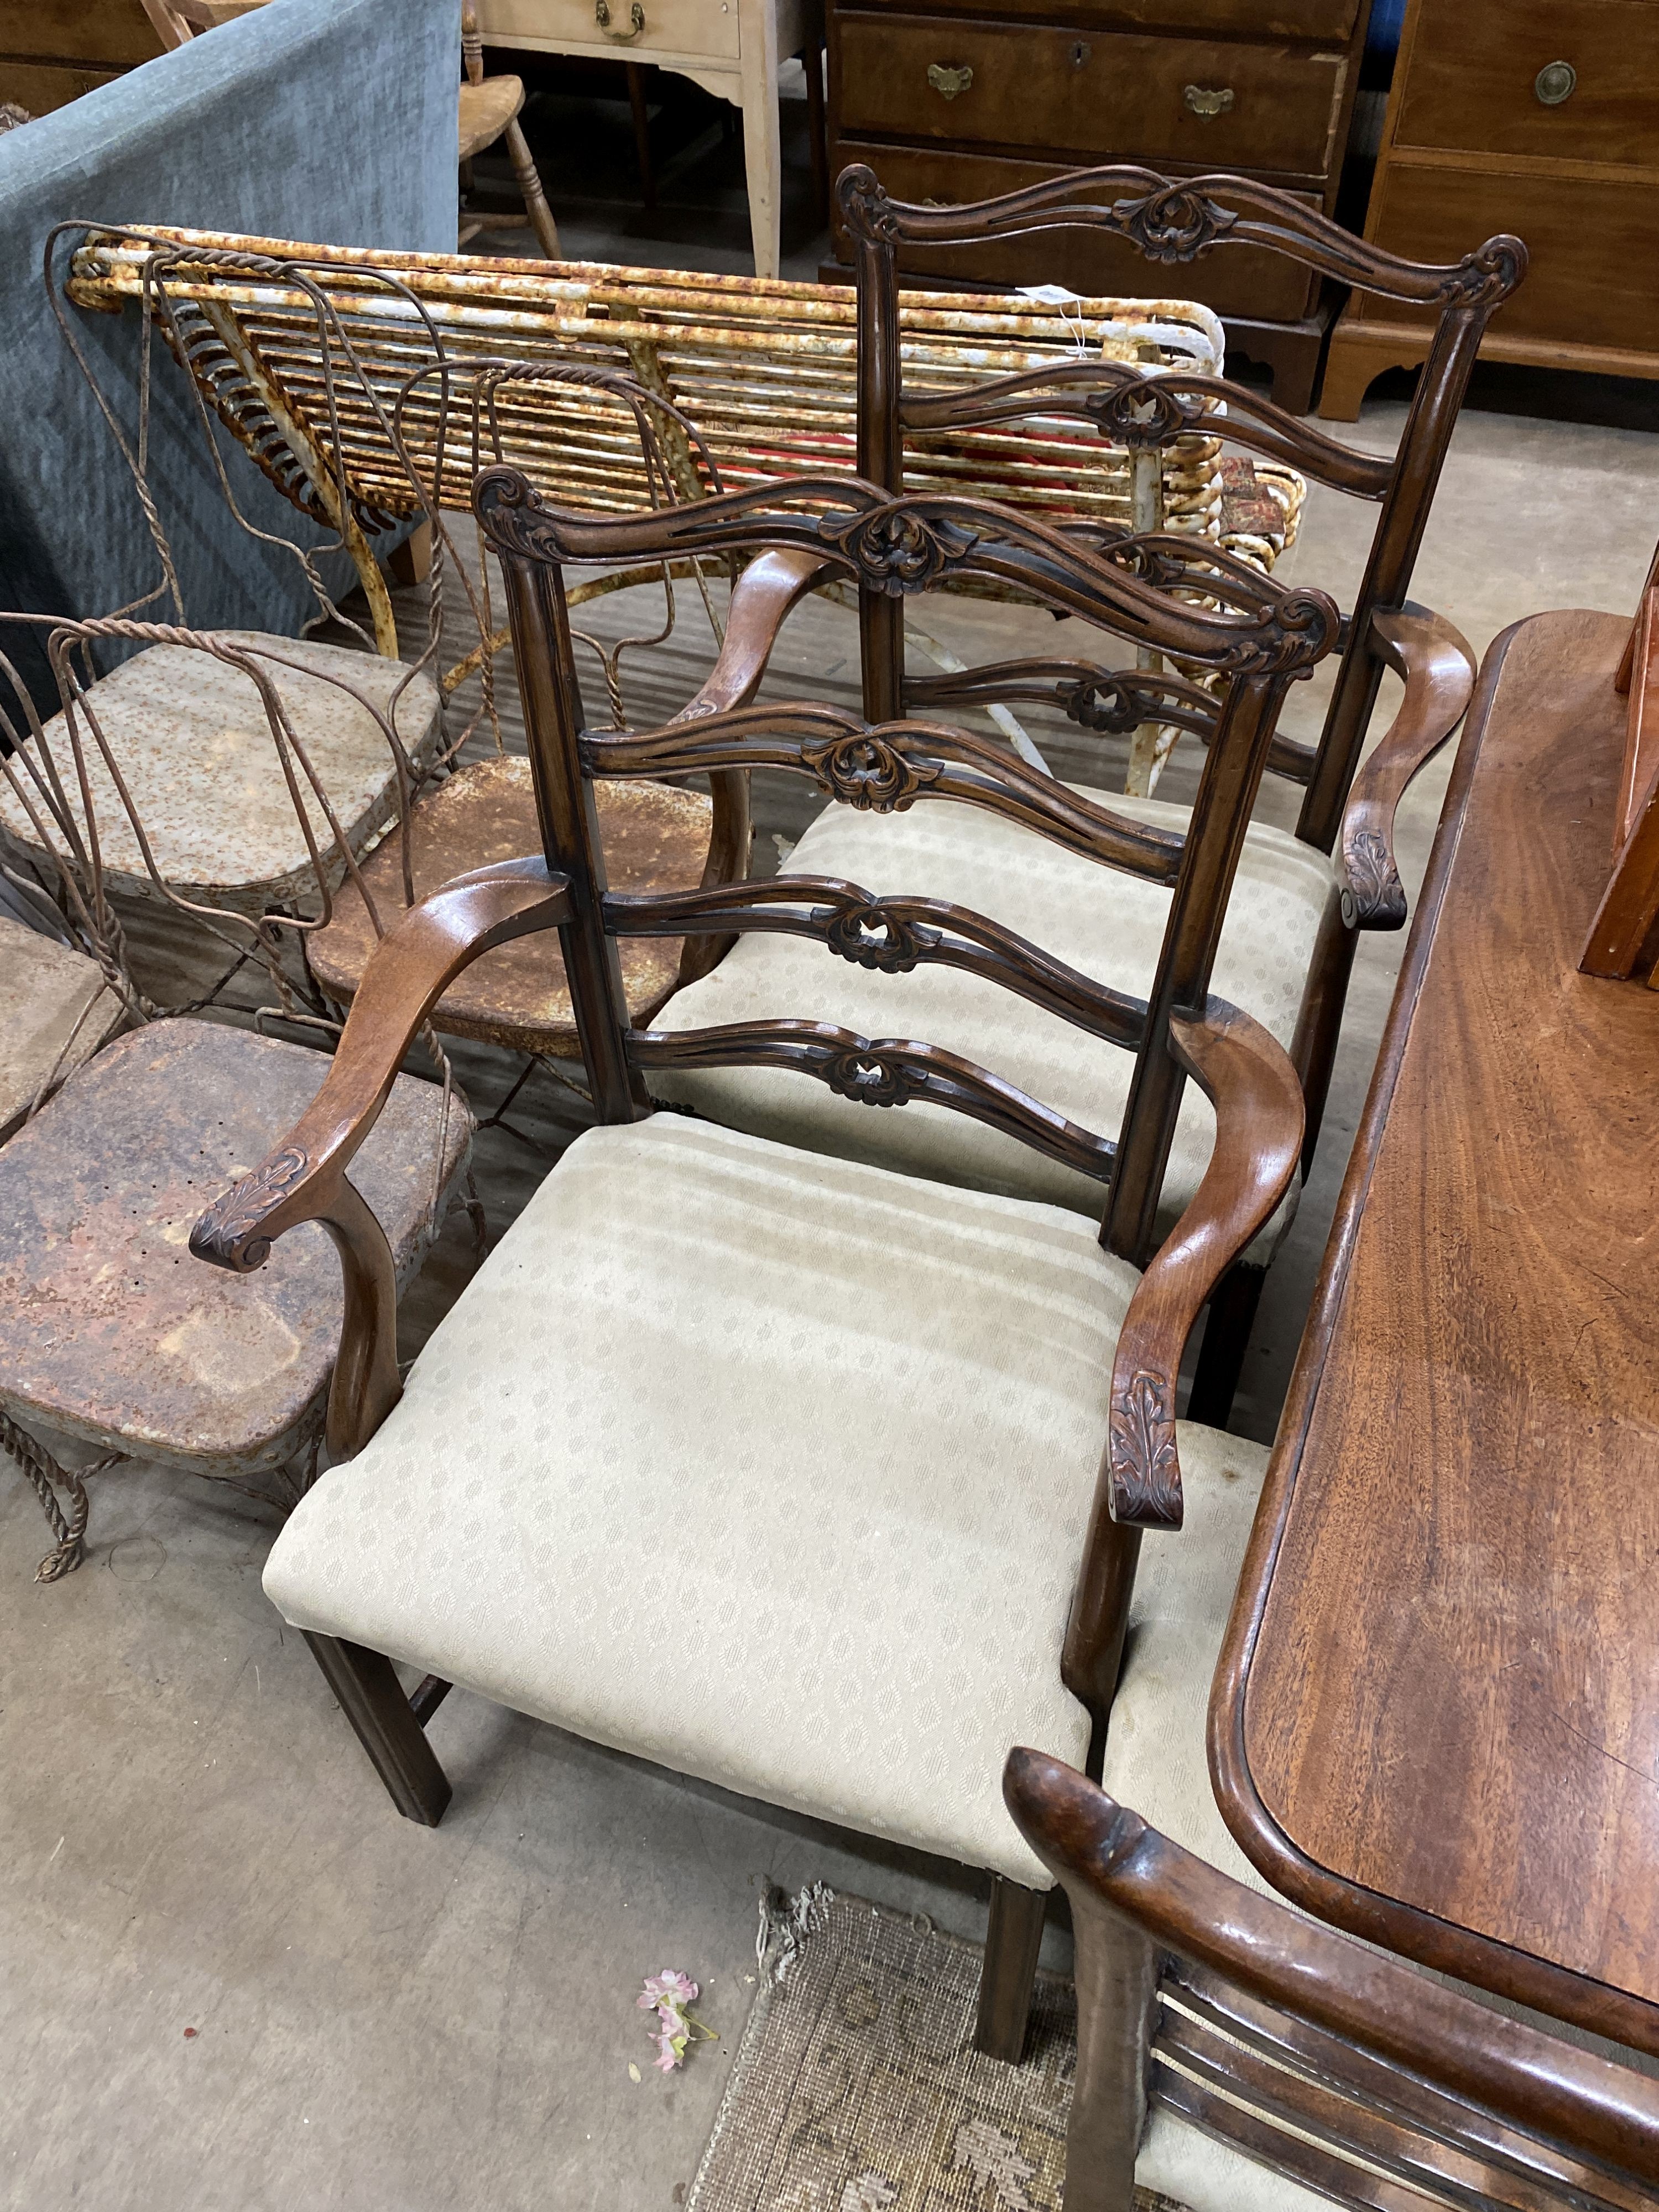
<box><xmin>0</xmin><ymin>1020</ymin><xmax>469</xmax><ymax>1473</ymax></box>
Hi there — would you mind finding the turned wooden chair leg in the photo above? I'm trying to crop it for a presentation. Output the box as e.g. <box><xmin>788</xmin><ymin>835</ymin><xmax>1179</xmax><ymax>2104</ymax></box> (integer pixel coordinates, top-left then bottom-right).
<box><xmin>974</xmin><ymin>1875</ymin><xmax>1047</xmax><ymax>2061</ymax></box>
<box><xmin>1185</xmin><ymin>1260</ymin><xmax>1267</xmax><ymax>1429</ymax></box>
<box><xmin>1062</xmin><ymin>1890</ymin><xmax>1157</xmax><ymax>2209</ymax></box>
<box><xmin>503</xmin><ymin>116</ymin><xmax>562</xmax><ymax>258</ymax></box>
<box><xmin>303</xmin><ymin>1631</ymin><xmax>453</xmax><ymax>1827</ymax></box>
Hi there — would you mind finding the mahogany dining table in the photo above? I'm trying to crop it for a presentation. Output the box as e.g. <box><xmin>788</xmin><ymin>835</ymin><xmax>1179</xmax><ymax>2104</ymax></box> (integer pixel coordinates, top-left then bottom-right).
<box><xmin>1211</xmin><ymin>601</ymin><xmax>1659</xmax><ymax>2060</ymax></box>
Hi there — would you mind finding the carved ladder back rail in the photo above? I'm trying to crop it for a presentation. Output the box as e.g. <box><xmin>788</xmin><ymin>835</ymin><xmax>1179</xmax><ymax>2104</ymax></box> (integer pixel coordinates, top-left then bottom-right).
<box><xmin>839</xmin><ymin>161</ymin><xmax>1524</xmax><ymax>844</ymax></box>
<box><xmin>1006</xmin><ymin>1751</ymin><xmax>1659</xmax><ymax>2212</ymax></box>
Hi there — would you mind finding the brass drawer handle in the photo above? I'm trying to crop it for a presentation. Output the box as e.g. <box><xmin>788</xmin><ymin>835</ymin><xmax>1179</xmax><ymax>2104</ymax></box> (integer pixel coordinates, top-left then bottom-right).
<box><xmin>596</xmin><ymin>0</ymin><xmax>645</xmax><ymax>40</ymax></box>
<box><xmin>927</xmin><ymin>61</ymin><xmax>973</xmax><ymax>99</ymax></box>
<box><xmin>1184</xmin><ymin>84</ymin><xmax>1235</xmax><ymax>117</ymax></box>
<box><xmin>1535</xmin><ymin>59</ymin><xmax>1577</xmax><ymax>104</ymax></box>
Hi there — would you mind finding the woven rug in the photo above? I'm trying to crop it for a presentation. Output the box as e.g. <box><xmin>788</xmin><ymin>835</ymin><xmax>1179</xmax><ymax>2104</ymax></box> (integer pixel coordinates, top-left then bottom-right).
<box><xmin>687</xmin><ymin>1886</ymin><xmax>1186</xmax><ymax>2212</ymax></box>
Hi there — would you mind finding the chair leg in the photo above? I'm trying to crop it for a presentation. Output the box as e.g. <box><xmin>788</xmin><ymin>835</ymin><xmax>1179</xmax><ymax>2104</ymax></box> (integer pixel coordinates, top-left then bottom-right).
<box><xmin>974</xmin><ymin>1875</ymin><xmax>1047</xmax><ymax>2062</ymax></box>
<box><xmin>503</xmin><ymin>116</ymin><xmax>562</xmax><ymax>258</ymax></box>
<box><xmin>1062</xmin><ymin>1890</ymin><xmax>1157</xmax><ymax>2209</ymax></box>
<box><xmin>1185</xmin><ymin>1261</ymin><xmax>1267</xmax><ymax>1430</ymax></box>
<box><xmin>804</xmin><ymin>35</ymin><xmax>828</xmax><ymax>223</ymax></box>
<box><xmin>303</xmin><ymin>1631</ymin><xmax>453</xmax><ymax>1827</ymax></box>
<box><xmin>625</xmin><ymin>64</ymin><xmax>656</xmax><ymax>208</ymax></box>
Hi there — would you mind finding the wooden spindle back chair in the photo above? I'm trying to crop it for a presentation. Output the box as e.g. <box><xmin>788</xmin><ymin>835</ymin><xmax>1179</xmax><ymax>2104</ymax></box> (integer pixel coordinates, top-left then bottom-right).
<box><xmin>1005</xmin><ymin>1748</ymin><xmax>1659</xmax><ymax>2209</ymax></box>
<box><xmin>189</xmin><ymin>474</ymin><xmax>1333</xmax><ymax>2057</ymax></box>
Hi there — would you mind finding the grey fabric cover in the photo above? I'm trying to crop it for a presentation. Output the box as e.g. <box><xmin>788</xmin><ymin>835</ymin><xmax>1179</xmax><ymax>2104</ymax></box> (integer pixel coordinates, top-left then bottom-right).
<box><xmin>0</xmin><ymin>0</ymin><xmax>458</xmax><ymax>707</ymax></box>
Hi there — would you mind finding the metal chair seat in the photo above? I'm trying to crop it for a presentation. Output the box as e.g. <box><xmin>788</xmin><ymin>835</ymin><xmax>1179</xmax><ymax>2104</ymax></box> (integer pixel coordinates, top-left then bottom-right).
<box><xmin>306</xmin><ymin>755</ymin><xmax>712</xmax><ymax>1053</ymax></box>
<box><xmin>0</xmin><ymin>635</ymin><xmax>440</xmax><ymax>912</ymax></box>
<box><xmin>0</xmin><ymin>914</ymin><xmax>124</xmax><ymax>1142</ymax></box>
<box><xmin>0</xmin><ymin>1019</ymin><xmax>468</xmax><ymax>1480</ymax></box>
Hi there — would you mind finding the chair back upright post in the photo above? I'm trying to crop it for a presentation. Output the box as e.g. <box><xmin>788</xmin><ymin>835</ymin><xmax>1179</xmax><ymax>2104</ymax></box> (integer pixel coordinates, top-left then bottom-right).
<box><xmin>495</xmin><ymin>542</ymin><xmax>650</xmax><ymax>1124</ymax></box>
<box><xmin>843</xmin><ymin>164</ymin><xmax>1525</xmax><ymax>839</ymax></box>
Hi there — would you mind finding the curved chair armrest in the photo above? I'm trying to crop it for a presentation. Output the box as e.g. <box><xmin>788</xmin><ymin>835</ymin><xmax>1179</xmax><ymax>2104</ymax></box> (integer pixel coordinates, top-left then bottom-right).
<box><xmin>190</xmin><ymin>858</ymin><xmax>569</xmax><ymax>1458</ymax></box>
<box><xmin>1105</xmin><ymin>1002</ymin><xmax>1304</xmax><ymax>1530</ymax></box>
<box><xmin>674</xmin><ymin>547</ymin><xmax>833</xmax><ymax>723</ymax></box>
<box><xmin>1004</xmin><ymin>1750</ymin><xmax>1659</xmax><ymax>2183</ymax></box>
<box><xmin>1339</xmin><ymin>604</ymin><xmax>1475</xmax><ymax>931</ymax></box>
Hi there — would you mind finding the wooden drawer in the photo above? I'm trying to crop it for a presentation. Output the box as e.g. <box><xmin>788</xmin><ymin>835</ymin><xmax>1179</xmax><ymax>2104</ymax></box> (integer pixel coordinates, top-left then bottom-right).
<box><xmin>1395</xmin><ymin>0</ymin><xmax>1659</xmax><ymax>167</ymax></box>
<box><xmin>478</xmin><ymin>0</ymin><xmax>740</xmax><ymax>60</ymax></box>
<box><xmin>0</xmin><ymin>0</ymin><xmax>161</xmax><ymax>67</ymax></box>
<box><xmin>858</xmin><ymin>0</ymin><xmax>1359</xmax><ymax>33</ymax></box>
<box><xmin>830</xmin><ymin>139</ymin><xmax>1321</xmax><ymax>319</ymax></box>
<box><xmin>834</xmin><ymin>12</ymin><xmax>1347</xmax><ymax>176</ymax></box>
<box><xmin>0</xmin><ymin>60</ymin><xmax>126</xmax><ymax>112</ymax></box>
<box><xmin>1365</xmin><ymin>164</ymin><xmax>1659</xmax><ymax>353</ymax></box>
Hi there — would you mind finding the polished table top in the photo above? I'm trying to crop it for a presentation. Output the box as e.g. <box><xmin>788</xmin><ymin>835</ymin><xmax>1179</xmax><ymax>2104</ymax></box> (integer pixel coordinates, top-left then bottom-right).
<box><xmin>1213</xmin><ymin>606</ymin><xmax>1659</xmax><ymax>2059</ymax></box>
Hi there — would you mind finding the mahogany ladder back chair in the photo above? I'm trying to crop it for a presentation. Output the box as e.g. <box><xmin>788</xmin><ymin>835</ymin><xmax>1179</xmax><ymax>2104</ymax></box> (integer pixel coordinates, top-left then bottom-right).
<box><xmin>651</xmin><ymin>165</ymin><xmax>1519</xmax><ymax>1418</ymax></box>
<box><xmin>191</xmin><ymin>473</ymin><xmax>1335</xmax><ymax>2060</ymax></box>
<box><xmin>1006</xmin><ymin>1749</ymin><xmax>1659</xmax><ymax>2209</ymax></box>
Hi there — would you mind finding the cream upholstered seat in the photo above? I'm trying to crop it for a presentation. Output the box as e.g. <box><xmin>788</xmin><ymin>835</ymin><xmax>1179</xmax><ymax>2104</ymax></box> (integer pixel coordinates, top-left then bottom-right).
<box><xmin>0</xmin><ymin>633</ymin><xmax>440</xmax><ymax>911</ymax></box>
<box><xmin>262</xmin><ymin>1110</ymin><xmax>1269</xmax><ymax>1891</ymax></box>
<box><xmin>651</xmin><ymin>787</ymin><xmax>1334</xmax><ymax>1247</ymax></box>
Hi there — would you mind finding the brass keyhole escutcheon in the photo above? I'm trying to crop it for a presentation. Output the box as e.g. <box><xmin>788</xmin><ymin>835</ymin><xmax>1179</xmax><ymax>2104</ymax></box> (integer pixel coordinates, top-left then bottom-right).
<box><xmin>1070</xmin><ymin>40</ymin><xmax>1091</xmax><ymax>65</ymax></box>
<box><xmin>595</xmin><ymin>0</ymin><xmax>646</xmax><ymax>40</ymax></box>
<box><xmin>1183</xmin><ymin>84</ymin><xmax>1235</xmax><ymax>117</ymax></box>
<box><xmin>1535</xmin><ymin>59</ymin><xmax>1576</xmax><ymax>104</ymax></box>
<box><xmin>926</xmin><ymin>61</ymin><xmax>973</xmax><ymax>98</ymax></box>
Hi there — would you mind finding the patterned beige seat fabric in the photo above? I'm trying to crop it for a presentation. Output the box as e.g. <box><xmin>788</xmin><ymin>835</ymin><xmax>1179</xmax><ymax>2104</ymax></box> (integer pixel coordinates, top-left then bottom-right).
<box><xmin>1100</xmin><ymin>1422</ymin><xmax>1657</xmax><ymax>2206</ymax></box>
<box><xmin>0</xmin><ymin>634</ymin><xmax>440</xmax><ymax>910</ymax></box>
<box><xmin>0</xmin><ymin>914</ymin><xmax>124</xmax><ymax>1141</ymax></box>
<box><xmin>650</xmin><ymin>789</ymin><xmax>1335</xmax><ymax>1250</ymax></box>
<box><xmin>263</xmin><ymin>1111</ymin><xmax>1267</xmax><ymax>1890</ymax></box>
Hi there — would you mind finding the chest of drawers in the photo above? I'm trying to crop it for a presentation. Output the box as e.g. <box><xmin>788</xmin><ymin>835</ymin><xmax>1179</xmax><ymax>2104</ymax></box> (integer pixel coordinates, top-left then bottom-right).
<box><xmin>822</xmin><ymin>0</ymin><xmax>1374</xmax><ymax>411</ymax></box>
<box><xmin>1321</xmin><ymin>0</ymin><xmax>1659</xmax><ymax>416</ymax></box>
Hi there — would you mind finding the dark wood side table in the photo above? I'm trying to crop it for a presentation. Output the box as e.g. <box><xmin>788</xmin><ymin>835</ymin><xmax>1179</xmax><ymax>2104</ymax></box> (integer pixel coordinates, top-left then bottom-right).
<box><xmin>1213</xmin><ymin>601</ymin><xmax>1659</xmax><ymax>2059</ymax></box>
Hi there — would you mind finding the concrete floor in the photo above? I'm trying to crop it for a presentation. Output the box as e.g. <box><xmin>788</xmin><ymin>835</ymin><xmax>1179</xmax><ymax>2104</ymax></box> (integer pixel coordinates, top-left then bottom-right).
<box><xmin>4</xmin><ymin>130</ymin><xmax>1659</xmax><ymax>2209</ymax></box>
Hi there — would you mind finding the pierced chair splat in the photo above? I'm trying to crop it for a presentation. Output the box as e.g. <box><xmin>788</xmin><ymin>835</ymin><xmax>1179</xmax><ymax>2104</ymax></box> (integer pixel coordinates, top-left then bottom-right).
<box><xmin>194</xmin><ymin>474</ymin><xmax>1333</xmax><ymax>2062</ymax></box>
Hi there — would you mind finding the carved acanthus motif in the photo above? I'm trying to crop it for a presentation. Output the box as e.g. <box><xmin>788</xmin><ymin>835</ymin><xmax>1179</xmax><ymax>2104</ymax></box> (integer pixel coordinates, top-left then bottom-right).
<box><xmin>822</xmin><ymin>901</ymin><xmax>936</xmax><ymax>972</ymax></box>
<box><xmin>801</xmin><ymin>732</ymin><xmax>942</xmax><ymax>812</ymax></box>
<box><xmin>823</xmin><ymin>1049</ymin><xmax>928</xmax><ymax>1108</ymax></box>
<box><xmin>834</xmin><ymin>164</ymin><xmax>902</xmax><ymax>242</ymax></box>
<box><xmin>190</xmin><ymin>1143</ymin><xmax>310</xmax><ymax>1272</ymax></box>
<box><xmin>821</xmin><ymin>507</ymin><xmax>980</xmax><ymax>597</ymax></box>
<box><xmin>473</xmin><ymin>467</ymin><xmax>570</xmax><ymax>562</ymax></box>
<box><xmin>1109</xmin><ymin>1368</ymin><xmax>1182</xmax><ymax>1527</ymax></box>
<box><xmin>1341</xmin><ymin>827</ymin><xmax>1406</xmax><ymax>931</ymax></box>
<box><xmin>1109</xmin><ymin>184</ymin><xmax>1238</xmax><ymax>264</ymax></box>
<box><xmin>1442</xmin><ymin>236</ymin><xmax>1527</xmax><ymax>309</ymax></box>
<box><xmin>1083</xmin><ymin>376</ymin><xmax>1203</xmax><ymax>450</ymax></box>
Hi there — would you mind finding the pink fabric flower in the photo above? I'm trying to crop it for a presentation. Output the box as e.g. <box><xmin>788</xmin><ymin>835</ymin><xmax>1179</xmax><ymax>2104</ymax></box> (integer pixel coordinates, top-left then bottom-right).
<box><xmin>638</xmin><ymin>1969</ymin><xmax>715</xmax><ymax>2072</ymax></box>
